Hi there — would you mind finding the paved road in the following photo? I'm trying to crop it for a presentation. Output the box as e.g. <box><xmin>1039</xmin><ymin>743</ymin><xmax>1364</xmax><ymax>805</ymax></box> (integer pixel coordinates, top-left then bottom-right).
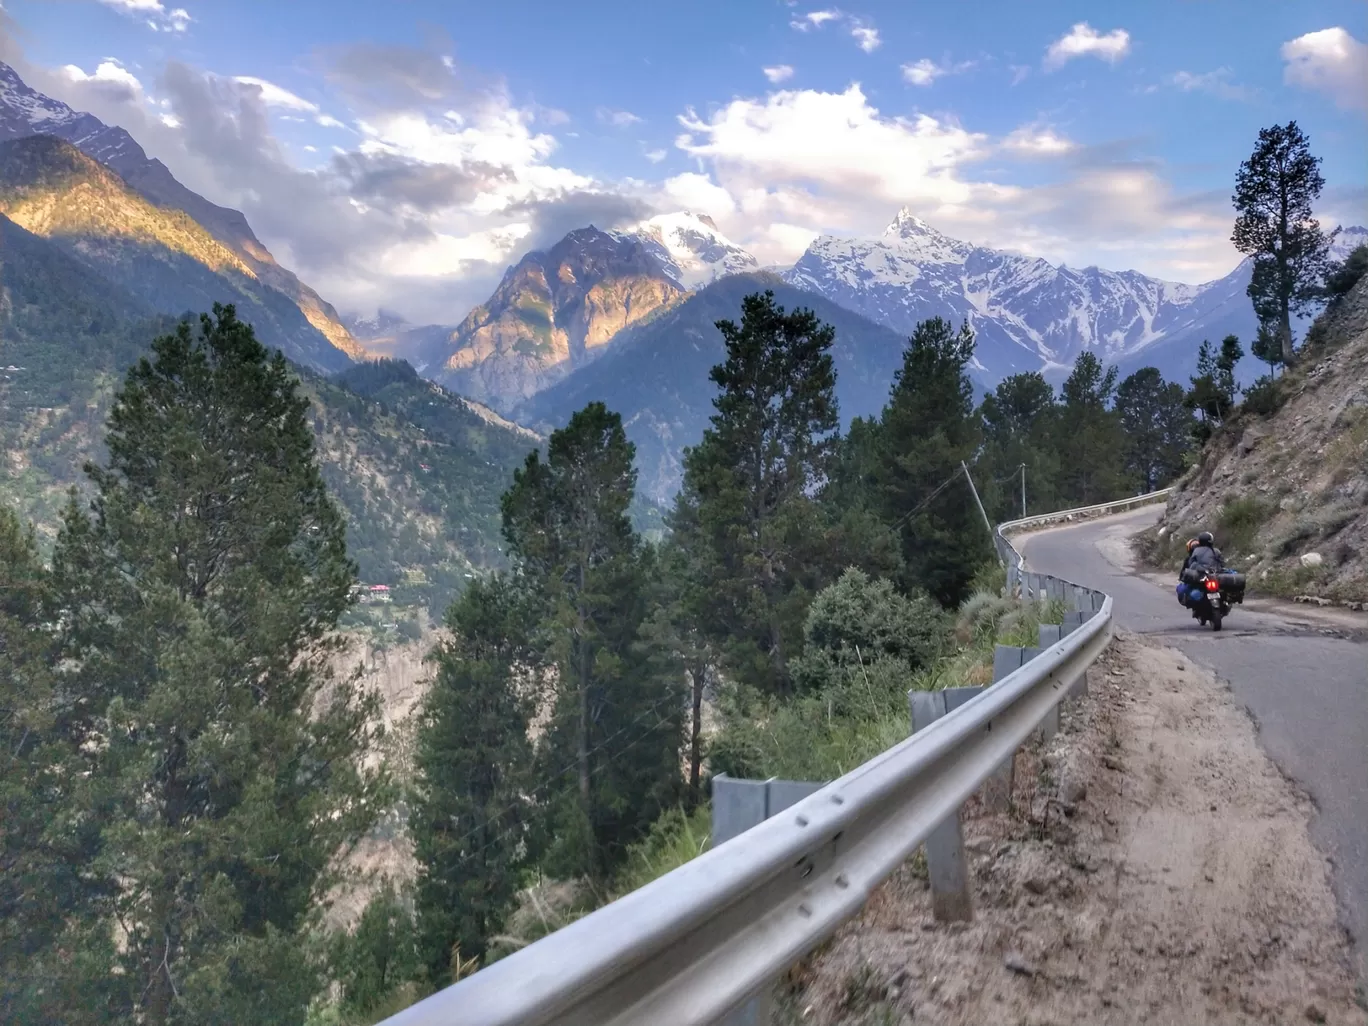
<box><xmin>1018</xmin><ymin>505</ymin><xmax>1368</xmax><ymax>983</ymax></box>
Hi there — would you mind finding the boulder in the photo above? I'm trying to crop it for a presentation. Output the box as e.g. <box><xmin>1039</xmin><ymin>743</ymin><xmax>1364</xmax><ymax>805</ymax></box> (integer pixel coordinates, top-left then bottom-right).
<box><xmin>1300</xmin><ymin>552</ymin><xmax>1324</xmax><ymax>568</ymax></box>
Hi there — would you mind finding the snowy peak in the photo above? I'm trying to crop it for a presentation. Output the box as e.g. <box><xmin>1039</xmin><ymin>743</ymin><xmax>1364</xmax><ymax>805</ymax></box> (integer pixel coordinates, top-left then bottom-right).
<box><xmin>618</xmin><ymin>210</ymin><xmax>759</xmax><ymax>288</ymax></box>
<box><xmin>784</xmin><ymin>208</ymin><xmax>1280</xmax><ymax>383</ymax></box>
<box><xmin>1332</xmin><ymin>225</ymin><xmax>1368</xmax><ymax>261</ymax></box>
<box><xmin>0</xmin><ymin>59</ymin><xmax>86</xmax><ymax>135</ymax></box>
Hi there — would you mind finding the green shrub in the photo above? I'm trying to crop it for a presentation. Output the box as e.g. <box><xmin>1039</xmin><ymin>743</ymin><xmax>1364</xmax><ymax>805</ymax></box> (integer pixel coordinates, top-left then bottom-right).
<box><xmin>1324</xmin><ymin>244</ymin><xmax>1368</xmax><ymax>300</ymax></box>
<box><xmin>1240</xmin><ymin>376</ymin><xmax>1286</xmax><ymax>417</ymax></box>
<box><xmin>791</xmin><ymin>568</ymin><xmax>946</xmax><ymax>694</ymax></box>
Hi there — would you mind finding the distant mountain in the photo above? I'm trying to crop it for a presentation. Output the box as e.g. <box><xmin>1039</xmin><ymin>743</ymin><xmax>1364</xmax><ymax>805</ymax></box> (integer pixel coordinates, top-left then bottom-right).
<box><xmin>619</xmin><ymin>211</ymin><xmax>759</xmax><ymax>288</ymax></box>
<box><xmin>1112</xmin><ymin>225</ymin><xmax>1368</xmax><ymax>384</ymax></box>
<box><xmin>786</xmin><ymin>209</ymin><xmax>1368</xmax><ymax>386</ymax></box>
<box><xmin>515</xmin><ymin>272</ymin><xmax>981</xmax><ymax>504</ymax></box>
<box><xmin>343</xmin><ymin>308</ymin><xmax>458</xmax><ymax>371</ymax></box>
<box><xmin>0</xmin><ymin>211</ymin><xmax>539</xmax><ymax>614</ymax></box>
<box><xmin>430</xmin><ymin>226</ymin><xmax>687</xmax><ymax>411</ymax></box>
<box><xmin>0</xmin><ymin>59</ymin><xmax>364</xmax><ymax>368</ymax></box>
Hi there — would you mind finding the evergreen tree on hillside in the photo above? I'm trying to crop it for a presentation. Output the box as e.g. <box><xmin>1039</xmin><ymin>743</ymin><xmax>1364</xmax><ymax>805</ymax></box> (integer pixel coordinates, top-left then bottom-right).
<box><xmin>1231</xmin><ymin>122</ymin><xmax>1335</xmax><ymax>366</ymax></box>
<box><xmin>1055</xmin><ymin>352</ymin><xmax>1127</xmax><ymax>506</ymax></box>
<box><xmin>869</xmin><ymin>317</ymin><xmax>987</xmax><ymax>607</ymax></box>
<box><xmin>1250</xmin><ymin>323</ymin><xmax>1285</xmax><ymax>379</ymax></box>
<box><xmin>1114</xmin><ymin>368</ymin><xmax>1191</xmax><ymax>491</ymax></box>
<box><xmin>1184</xmin><ymin>338</ymin><xmax>1242</xmax><ymax>439</ymax></box>
<box><xmin>670</xmin><ymin>291</ymin><xmax>841</xmax><ymax>696</ymax></box>
<box><xmin>502</xmin><ymin>402</ymin><xmax>683</xmax><ymax>880</ymax></box>
<box><xmin>410</xmin><ymin>574</ymin><xmax>537</xmax><ymax>981</ymax></box>
<box><xmin>0</xmin><ymin>508</ymin><xmax>111</xmax><ymax>1023</ymax></box>
<box><xmin>977</xmin><ymin>372</ymin><xmax>1060</xmax><ymax>521</ymax></box>
<box><xmin>47</xmin><ymin>305</ymin><xmax>384</xmax><ymax>1026</ymax></box>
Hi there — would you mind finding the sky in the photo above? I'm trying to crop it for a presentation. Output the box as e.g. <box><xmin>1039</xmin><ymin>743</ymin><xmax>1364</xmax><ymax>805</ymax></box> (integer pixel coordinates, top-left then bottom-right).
<box><xmin>0</xmin><ymin>0</ymin><xmax>1365</xmax><ymax>325</ymax></box>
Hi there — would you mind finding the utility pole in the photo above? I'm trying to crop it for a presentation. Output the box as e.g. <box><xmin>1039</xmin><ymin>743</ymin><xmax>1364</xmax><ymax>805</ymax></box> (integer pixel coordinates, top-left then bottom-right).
<box><xmin>960</xmin><ymin>460</ymin><xmax>998</xmax><ymax>559</ymax></box>
<box><xmin>1020</xmin><ymin>463</ymin><xmax>1027</xmax><ymax>519</ymax></box>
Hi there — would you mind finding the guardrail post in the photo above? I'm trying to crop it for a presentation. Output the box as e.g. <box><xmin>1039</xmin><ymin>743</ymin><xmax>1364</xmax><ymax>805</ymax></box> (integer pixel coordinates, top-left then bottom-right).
<box><xmin>909</xmin><ymin>691</ymin><xmax>973</xmax><ymax>922</ymax></box>
<box><xmin>710</xmin><ymin>776</ymin><xmax>826</xmax><ymax>1025</ymax></box>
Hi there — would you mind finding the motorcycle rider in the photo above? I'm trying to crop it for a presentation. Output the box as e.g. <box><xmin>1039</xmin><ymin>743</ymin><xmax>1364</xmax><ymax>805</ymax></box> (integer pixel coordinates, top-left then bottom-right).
<box><xmin>1184</xmin><ymin>531</ymin><xmax>1225</xmax><ymax>577</ymax></box>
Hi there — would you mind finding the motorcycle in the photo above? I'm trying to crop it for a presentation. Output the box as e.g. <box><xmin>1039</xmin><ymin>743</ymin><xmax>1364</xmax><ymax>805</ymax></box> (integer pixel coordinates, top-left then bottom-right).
<box><xmin>1176</xmin><ymin>568</ymin><xmax>1246</xmax><ymax>632</ymax></box>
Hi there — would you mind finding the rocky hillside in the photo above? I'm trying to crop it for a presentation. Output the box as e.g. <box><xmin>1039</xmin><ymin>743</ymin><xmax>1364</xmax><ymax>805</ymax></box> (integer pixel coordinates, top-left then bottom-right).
<box><xmin>431</xmin><ymin>226</ymin><xmax>686</xmax><ymax>411</ymax></box>
<box><xmin>1145</xmin><ymin>272</ymin><xmax>1368</xmax><ymax>605</ymax></box>
<box><xmin>0</xmin><ymin>59</ymin><xmax>364</xmax><ymax>367</ymax></box>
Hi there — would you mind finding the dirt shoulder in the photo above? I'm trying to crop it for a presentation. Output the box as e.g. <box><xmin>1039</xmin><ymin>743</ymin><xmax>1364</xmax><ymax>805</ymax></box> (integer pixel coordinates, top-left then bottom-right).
<box><xmin>780</xmin><ymin>631</ymin><xmax>1366</xmax><ymax>1026</ymax></box>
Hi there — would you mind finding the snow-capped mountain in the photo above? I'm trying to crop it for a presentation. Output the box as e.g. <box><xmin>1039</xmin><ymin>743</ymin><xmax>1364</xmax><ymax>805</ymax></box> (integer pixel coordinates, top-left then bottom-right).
<box><xmin>616</xmin><ymin>211</ymin><xmax>759</xmax><ymax>289</ymax></box>
<box><xmin>785</xmin><ymin>210</ymin><xmax>1366</xmax><ymax>384</ymax></box>
<box><xmin>786</xmin><ymin>208</ymin><xmax>1243</xmax><ymax>381</ymax></box>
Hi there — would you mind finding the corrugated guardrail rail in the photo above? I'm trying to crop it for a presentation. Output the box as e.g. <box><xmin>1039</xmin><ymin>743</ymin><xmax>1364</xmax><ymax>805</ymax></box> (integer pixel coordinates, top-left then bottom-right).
<box><xmin>382</xmin><ymin>490</ymin><xmax>1172</xmax><ymax>1026</ymax></box>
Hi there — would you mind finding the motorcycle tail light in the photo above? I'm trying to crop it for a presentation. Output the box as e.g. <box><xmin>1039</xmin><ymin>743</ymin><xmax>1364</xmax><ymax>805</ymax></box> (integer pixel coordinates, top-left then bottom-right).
<box><xmin>1205</xmin><ymin>579</ymin><xmax>1220</xmax><ymax>592</ymax></box>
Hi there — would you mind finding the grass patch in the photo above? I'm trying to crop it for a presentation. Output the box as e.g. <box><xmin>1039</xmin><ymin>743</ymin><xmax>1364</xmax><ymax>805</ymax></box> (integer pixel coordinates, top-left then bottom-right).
<box><xmin>1216</xmin><ymin>496</ymin><xmax>1273</xmax><ymax>557</ymax></box>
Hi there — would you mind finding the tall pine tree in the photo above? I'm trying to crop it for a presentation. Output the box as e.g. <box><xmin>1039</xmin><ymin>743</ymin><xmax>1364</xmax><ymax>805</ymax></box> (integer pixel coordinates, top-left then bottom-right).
<box><xmin>48</xmin><ymin>306</ymin><xmax>384</xmax><ymax>1026</ymax></box>
<box><xmin>1231</xmin><ymin>122</ymin><xmax>1335</xmax><ymax>366</ymax></box>
<box><xmin>1054</xmin><ymin>351</ymin><xmax>1127</xmax><ymax>506</ymax></box>
<box><xmin>502</xmin><ymin>402</ymin><xmax>682</xmax><ymax>880</ymax></box>
<box><xmin>977</xmin><ymin>372</ymin><xmax>1060</xmax><ymax>521</ymax></box>
<box><xmin>1114</xmin><ymin>368</ymin><xmax>1191</xmax><ymax>492</ymax></box>
<box><xmin>870</xmin><ymin>317</ymin><xmax>987</xmax><ymax>606</ymax></box>
<box><xmin>410</xmin><ymin>574</ymin><xmax>537</xmax><ymax>981</ymax></box>
<box><xmin>670</xmin><ymin>291</ymin><xmax>841</xmax><ymax>695</ymax></box>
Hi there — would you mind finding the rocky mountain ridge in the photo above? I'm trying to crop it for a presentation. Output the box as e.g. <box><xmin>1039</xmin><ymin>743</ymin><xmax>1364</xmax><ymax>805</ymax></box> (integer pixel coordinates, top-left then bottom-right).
<box><xmin>0</xmin><ymin>59</ymin><xmax>364</xmax><ymax>367</ymax></box>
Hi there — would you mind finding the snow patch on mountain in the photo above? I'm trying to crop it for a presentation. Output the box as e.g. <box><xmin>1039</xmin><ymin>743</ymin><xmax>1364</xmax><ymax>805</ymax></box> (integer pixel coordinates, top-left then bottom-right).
<box><xmin>617</xmin><ymin>211</ymin><xmax>759</xmax><ymax>288</ymax></box>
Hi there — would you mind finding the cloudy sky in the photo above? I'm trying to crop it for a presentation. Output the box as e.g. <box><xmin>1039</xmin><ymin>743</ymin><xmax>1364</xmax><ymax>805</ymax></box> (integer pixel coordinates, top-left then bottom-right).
<box><xmin>1</xmin><ymin>0</ymin><xmax>1365</xmax><ymax>325</ymax></box>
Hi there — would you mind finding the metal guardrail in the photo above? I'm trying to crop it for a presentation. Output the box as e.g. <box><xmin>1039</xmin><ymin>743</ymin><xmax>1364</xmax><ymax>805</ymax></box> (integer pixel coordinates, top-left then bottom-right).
<box><xmin>382</xmin><ymin>492</ymin><xmax>1171</xmax><ymax>1026</ymax></box>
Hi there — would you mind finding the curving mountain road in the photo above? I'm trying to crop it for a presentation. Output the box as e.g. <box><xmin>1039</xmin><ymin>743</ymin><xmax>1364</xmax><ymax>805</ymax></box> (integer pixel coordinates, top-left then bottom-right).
<box><xmin>1018</xmin><ymin>504</ymin><xmax>1368</xmax><ymax>984</ymax></box>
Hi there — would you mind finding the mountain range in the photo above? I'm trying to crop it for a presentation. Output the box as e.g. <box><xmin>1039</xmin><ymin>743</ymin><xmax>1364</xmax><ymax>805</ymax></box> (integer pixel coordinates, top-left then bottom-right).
<box><xmin>0</xmin><ymin>59</ymin><xmax>363</xmax><ymax>370</ymax></box>
<box><xmin>3</xmin><ymin>57</ymin><xmax>1364</xmax><ymax>573</ymax></box>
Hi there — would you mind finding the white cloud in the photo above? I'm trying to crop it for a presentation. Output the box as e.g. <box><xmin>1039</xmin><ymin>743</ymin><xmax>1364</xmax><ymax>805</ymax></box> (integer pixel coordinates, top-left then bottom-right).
<box><xmin>660</xmin><ymin>171</ymin><xmax>738</xmax><ymax>217</ymax></box>
<box><xmin>789</xmin><ymin>9</ymin><xmax>880</xmax><ymax>52</ymax></box>
<box><xmin>901</xmin><ymin>57</ymin><xmax>975</xmax><ymax>87</ymax></box>
<box><xmin>1282</xmin><ymin>27</ymin><xmax>1368</xmax><ymax>114</ymax></box>
<box><xmin>850</xmin><ymin>20</ymin><xmax>881</xmax><ymax>53</ymax></box>
<box><xmin>597</xmin><ymin>107</ymin><xmax>643</xmax><ymax>127</ymax></box>
<box><xmin>1002</xmin><ymin>124</ymin><xmax>1075</xmax><ymax>156</ymax></box>
<box><xmin>315</xmin><ymin>113</ymin><xmax>346</xmax><ymax>129</ymax></box>
<box><xmin>95</xmin><ymin>0</ymin><xmax>190</xmax><ymax>32</ymax></box>
<box><xmin>644</xmin><ymin>148</ymin><xmax>667</xmax><ymax>163</ymax></box>
<box><xmin>1009</xmin><ymin>64</ymin><xmax>1031</xmax><ymax>86</ymax></box>
<box><xmin>669</xmin><ymin>82</ymin><xmax>1241</xmax><ymax>281</ymax></box>
<box><xmin>1169</xmin><ymin>67</ymin><xmax>1251</xmax><ymax>101</ymax></box>
<box><xmin>232</xmin><ymin>76</ymin><xmax>318</xmax><ymax>113</ymax></box>
<box><xmin>60</xmin><ymin>59</ymin><xmax>143</xmax><ymax>99</ymax></box>
<box><xmin>763</xmin><ymin>64</ymin><xmax>795</xmax><ymax>84</ymax></box>
<box><xmin>1044</xmin><ymin>23</ymin><xmax>1131</xmax><ymax>71</ymax></box>
<box><xmin>790</xmin><ymin>9</ymin><xmax>841</xmax><ymax>31</ymax></box>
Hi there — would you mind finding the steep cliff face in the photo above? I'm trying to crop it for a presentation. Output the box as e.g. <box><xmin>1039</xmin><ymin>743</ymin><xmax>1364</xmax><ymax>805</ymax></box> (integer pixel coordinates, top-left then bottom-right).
<box><xmin>434</xmin><ymin>227</ymin><xmax>685</xmax><ymax>411</ymax></box>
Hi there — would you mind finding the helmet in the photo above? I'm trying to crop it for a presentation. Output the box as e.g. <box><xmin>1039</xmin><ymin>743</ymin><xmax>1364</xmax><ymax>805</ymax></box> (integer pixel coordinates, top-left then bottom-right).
<box><xmin>1197</xmin><ymin>531</ymin><xmax>1214</xmax><ymax>546</ymax></box>
<box><xmin>1186</xmin><ymin>538</ymin><xmax>1199</xmax><ymax>553</ymax></box>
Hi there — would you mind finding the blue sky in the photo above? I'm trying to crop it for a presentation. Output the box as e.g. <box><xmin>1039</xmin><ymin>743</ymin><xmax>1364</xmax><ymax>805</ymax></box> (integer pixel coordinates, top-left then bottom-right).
<box><xmin>1</xmin><ymin>0</ymin><xmax>1365</xmax><ymax>322</ymax></box>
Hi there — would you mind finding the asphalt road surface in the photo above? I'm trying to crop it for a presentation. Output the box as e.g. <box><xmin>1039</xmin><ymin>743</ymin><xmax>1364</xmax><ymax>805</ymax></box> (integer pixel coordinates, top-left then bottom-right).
<box><xmin>1018</xmin><ymin>504</ymin><xmax>1368</xmax><ymax>984</ymax></box>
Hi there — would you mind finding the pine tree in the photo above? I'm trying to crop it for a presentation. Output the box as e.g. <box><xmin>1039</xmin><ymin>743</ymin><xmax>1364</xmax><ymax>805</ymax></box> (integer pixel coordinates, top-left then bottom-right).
<box><xmin>1185</xmin><ymin>339</ymin><xmax>1236</xmax><ymax>437</ymax></box>
<box><xmin>48</xmin><ymin>306</ymin><xmax>384</xmax><ymax>1026</ymax></box>
<box><xmin>1</xmin><ymin>507</ymin><xmax>113</xmax><ymax>1023</ymax></box>
<box><xmin>1250</xmin><ymin>323</ymin><xmax>1285</xmax><ymax>379</ymax></box>
<box><xmin>502</xmin><ymin>402</ymin><xmax>683</xmax><ymax>879</ymax></box>
<box><xmin>977</xmin><ymin>372</ymin><xmax>1060</xmax><ymax>521</ymax></box>
<box><xmin>870</xmin><ymin>317</ymin><xmax>987</xmax><ymax>607</ymax></box>
<box><xmin>409</xmin><ymin>573</ymin><xmax>538</xmax><ymax>981</ymax></box>
<box><xmin>1054</xmin><ymin>352</ymin><xmax>1127</xmax><ymax>505</ymax></box>
<box><xmin>1231</xmin><ymin>122</ymin><xmax>1336</xmax><ymax>366</ymax></box>
<box><xmin>1114</xmin><ymin>368</ymin><xmax>1192</xmax><ymax>492</ymax></box>
<box><xmin>670</xmin><ymin>291</ymin><xmax>841</xmax><ymax>695</ymax></box>
<box><xmin>1216</xmin><ymin>334</ymin><xmax>1245</xmax><ymax>402</ymax></box>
